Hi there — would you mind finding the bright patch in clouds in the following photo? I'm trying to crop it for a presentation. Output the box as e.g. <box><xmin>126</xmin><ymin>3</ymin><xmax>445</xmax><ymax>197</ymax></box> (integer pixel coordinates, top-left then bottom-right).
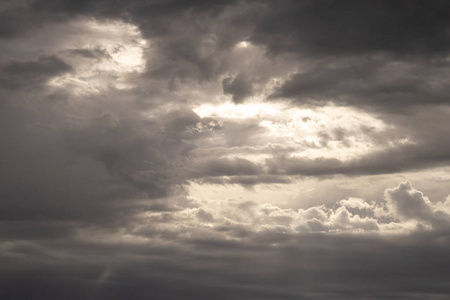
<box><xmin>146</xmin><ymin>181</ymin><xmax>450</xmax><ymax>237</ymax></box>
<box><xmin>236</xmin><ymin>41</ymin><xmax>250</xmax><ymax>48</ymax></box>
<box><xmin>48</xmin><ymin>19</ymin><xmax>148</xmax><ymax>94</ymax></box>
<box><xmin>3</xmin><ymin>2</ymin><xmax>450</xmax><ymax>299</ymax></box>
<box><xmin>194</xmin><ymin>101</ymin><xmax>390</xmax><ymax>160</ymax></box>
<box><xmin>194</xmin><ymin>101</ymin><xmax>281</xmax><ymax>119</ymax></box>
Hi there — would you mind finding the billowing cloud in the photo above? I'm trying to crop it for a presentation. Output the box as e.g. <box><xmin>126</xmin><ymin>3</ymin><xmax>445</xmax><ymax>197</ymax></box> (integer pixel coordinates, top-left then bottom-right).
<box><xmin>2</xmin><ymin>182</ymin><xmax>450</xmax><ymax>299</ymax></box>
<box><xmin>385</xmin><ymin>181</ymin><xmax>450</xmax><ymax>230</ymax></box>
<box><xmin>136</xmin><ymin>182</ymin><xmax>450</xmax><ymax>237</ymax></box>
<box><xmin>2</xmin><ymin>1</ymin><xmax>450</xmax><ymax>299</ymax></box>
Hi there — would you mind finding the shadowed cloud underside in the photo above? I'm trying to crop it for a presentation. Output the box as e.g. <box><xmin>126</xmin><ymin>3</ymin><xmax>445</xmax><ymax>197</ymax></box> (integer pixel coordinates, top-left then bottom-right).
<box><xmin>1</xmin><ymin>1</ymin><xmax>450</xmax><ymax>299</ymax></box>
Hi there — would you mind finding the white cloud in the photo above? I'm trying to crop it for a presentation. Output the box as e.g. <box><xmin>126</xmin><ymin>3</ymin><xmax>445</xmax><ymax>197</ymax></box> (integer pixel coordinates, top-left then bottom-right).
<box><xmin>384</xmin><ymin>181</ymin><xmax>450</xmax><ymax>230</ymax></box>
<box><xmin>131</xmin><ymin>181</ymin><xmax>450</xmax><ymax>240</ymax></box>
<box><xmin>48</xmin><ymin>19</ymin><xmax>148</xmax><ymax>94</ymax></box>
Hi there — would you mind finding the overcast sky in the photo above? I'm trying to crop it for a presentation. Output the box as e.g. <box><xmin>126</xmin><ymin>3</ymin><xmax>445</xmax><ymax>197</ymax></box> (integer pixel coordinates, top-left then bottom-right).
<box><xmin>1</xmin><ymin>1</ymin><xmax>450</xmax><ymax>299</ymax></box>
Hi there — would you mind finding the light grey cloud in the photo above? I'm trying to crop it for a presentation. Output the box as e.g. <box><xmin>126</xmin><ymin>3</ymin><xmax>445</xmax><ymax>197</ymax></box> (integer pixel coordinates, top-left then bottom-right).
<box><xmin>385</xmin><ymin>181</ymin><xmax>450</xmax><ymax>230</ymax></box>
<box><xmin>2</xmin><ymin>1</ymin><xmax>450</xmax><ymax>299</ymax></box>
<box><xmin>2</xmin><ymin>182</ymin><xmax>450</xmax><ymax>300</ymax></box>
<box><xmin>131</xmin><ymin>182</ymin><xmax>449</xmax><ymax>242</ymax></box>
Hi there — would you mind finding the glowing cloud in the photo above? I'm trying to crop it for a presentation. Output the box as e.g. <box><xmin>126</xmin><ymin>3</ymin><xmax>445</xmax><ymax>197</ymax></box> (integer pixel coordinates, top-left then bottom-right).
<box><xmin>194</xmin><ymin>101</ymin><xmax>391</xmax><ymax>160</ymax></box>
<box><xmin>47</xmin><ymin>19</ymin><xmax>148</xmax><ymax>94</ymax></box>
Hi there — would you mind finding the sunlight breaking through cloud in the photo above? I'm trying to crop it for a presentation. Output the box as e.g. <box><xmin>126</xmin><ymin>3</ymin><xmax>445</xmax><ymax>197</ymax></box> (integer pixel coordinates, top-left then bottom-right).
<box><xmin>47</xmin><ymin>19</ymin><xmax>148</xmax><ymax>94</ymax></box>
<box><xmin>2</xmin><ymin>1</ymin><xmax>450</xmax><ymax>299</ymax></box>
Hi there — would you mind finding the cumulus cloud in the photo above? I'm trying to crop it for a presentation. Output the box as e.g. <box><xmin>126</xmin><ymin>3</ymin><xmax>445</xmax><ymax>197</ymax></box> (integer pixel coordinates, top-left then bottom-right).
<box><xmin>2</xmin><ymin>182</ymin><xmax>450</xmax><ymax>300</ymax></box>
<box><xmin>385</xmin><ymin>181</ymin><xmax>450</xmax><ymax>230</ymax></box>
<box><xmin>135</xmin><ymin>182</ymin><xmax>449</xmax><ymax>238</ymax></box>
<box><xmin>2</xmin><ymin>1</ymin><xmax>450</xmax><ymax>299</ymax></box>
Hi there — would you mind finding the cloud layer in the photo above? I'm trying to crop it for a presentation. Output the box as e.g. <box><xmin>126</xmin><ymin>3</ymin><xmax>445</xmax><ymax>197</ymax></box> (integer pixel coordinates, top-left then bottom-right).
<box><xmin>1</xmin><ymin>1</ymin><xmax>450</xmax><ymax>299</ymax></box>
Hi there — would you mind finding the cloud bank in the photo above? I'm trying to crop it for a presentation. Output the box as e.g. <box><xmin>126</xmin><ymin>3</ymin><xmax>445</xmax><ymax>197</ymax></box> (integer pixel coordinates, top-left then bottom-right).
<box><xmin>1</xmin><ymin>1</ymin><xmax>450</xmax><ymax>299</ymax></box>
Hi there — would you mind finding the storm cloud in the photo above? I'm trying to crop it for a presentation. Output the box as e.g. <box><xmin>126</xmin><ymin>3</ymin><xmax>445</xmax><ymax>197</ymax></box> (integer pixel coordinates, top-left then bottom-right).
<box><xmin>1</xmin><ymin>1</ymin><xmax>450</xmax><ymax>299</ymax></box>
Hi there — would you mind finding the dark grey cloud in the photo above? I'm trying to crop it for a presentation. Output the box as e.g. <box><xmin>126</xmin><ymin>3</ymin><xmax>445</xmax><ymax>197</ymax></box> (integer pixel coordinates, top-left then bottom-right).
<box><xmin>2</xmin><ymin>230</ymin><xmax>450</xmax><ymax>300</ymax></box>
<box><xmin>270</xmin><ymin>56</ymin><xmax>450</xmax><ymax>111</ymax></box>
<box><xmin>0</xmin><ymin>12</ymin><xmax>20</xmax><ymax>38</ymax></box>
<box><xmin>0</xmin><ymin>5</ymin><xmax>44</xmax><ymax>39</ymax></box>
<box><xmin>266</xmin><ymin>142</ymin><xmax>450</xmax><ymax>178</ymax></box>
<box><xmin>31</xmin><ymin>0</ymin><xmax>235</xmax><ymax>18</ymax></box>
<box><xmin>0</xmin><ymin>55</ymin><xmax>72</xmax><ymax>89</ymax></box>
<box><xmin>191</xmin><ymin>157</ymin><xmax>262</xmax><ymax>178</ymax></box>
<box><xmin>0</xmin><ymin>86</ymin><xmax>199</xmax><ymax>228</ymax></box>
<box><xmin>65</xmin><ymin>106</ymin><xmax>198</xmax><ymax>194</ymax></box>
<box><xmin>251</xmin><ymin>0</ymin><xmax>450</xmax><ymax>57</ymax></box>
<box><xmin>23</xmin><ymin>0</ymin><xmax>248</xmax><ymax>83</ymax></box>
<box><xmin>65</xmin><ymin>48</ymin><xmax>110</xmax><ymax>59</ymax></box>
<box><xmin>2</xmin><ymin>1</ymin><xmax>450</xmax><ymax>299</ymax></box>
<box><xmin>222</xmin><ymin>72</ymin><xmax>254</xmax><ymax>103</ymax></box>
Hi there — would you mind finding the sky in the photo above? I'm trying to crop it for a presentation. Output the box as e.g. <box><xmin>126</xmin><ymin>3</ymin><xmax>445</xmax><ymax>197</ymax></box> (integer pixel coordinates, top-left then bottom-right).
<box><xmin>1</xmin><ymin>1</ymin><xmax>450</xmax><ymax>299</ymax></box>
